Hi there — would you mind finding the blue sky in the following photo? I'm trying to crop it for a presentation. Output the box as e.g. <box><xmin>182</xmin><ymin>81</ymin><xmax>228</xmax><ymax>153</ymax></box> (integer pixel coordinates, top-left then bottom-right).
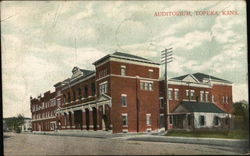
<box><xmin>1</xmin><ymin>1</ymin><xmax>248</xmax><ymax>117</ymax></box>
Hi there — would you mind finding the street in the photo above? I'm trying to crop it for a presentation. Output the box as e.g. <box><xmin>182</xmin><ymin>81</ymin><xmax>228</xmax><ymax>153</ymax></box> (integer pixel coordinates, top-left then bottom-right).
<box><xmin>3</xmin><ymin>132</ymin><xmax>247</xmax><ymax>155</ymax></box>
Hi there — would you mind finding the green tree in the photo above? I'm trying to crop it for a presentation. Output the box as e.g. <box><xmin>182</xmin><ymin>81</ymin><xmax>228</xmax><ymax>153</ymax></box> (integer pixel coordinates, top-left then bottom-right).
<box><xmin>5</xmin><ymin>114</ymin><xmax>25</xmax><ymax>133</ymax></box>
<box><xmin>233</xmin><ymin>101</ymin><xmax>249</xmax><ymax>129</ymax></box>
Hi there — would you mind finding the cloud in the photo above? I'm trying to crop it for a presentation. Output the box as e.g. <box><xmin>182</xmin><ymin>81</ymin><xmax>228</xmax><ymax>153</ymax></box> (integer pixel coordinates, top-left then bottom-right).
<box><xmin>233</xmin><ymin>83</ymin><xmax>249</xmax><ymax>102</ymax></box>
<box><xmin>1</xmin><ymin>1</ymin><xmax>248</xmax><ymax>118</ymax></box>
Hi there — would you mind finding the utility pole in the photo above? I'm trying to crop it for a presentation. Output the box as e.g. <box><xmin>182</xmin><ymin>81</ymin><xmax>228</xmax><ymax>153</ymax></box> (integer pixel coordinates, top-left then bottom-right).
<box><xmin>161</xmin><ymin>48</ymin><xmax>173</xmax><ymax>131</ymax></box>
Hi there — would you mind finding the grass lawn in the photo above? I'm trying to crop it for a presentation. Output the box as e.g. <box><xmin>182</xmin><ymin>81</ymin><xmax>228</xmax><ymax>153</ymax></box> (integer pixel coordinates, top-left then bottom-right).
<box><xmin>166</xmin><ymin>129</ymin><xmax>249</xmax><ymax>139</ymax></box>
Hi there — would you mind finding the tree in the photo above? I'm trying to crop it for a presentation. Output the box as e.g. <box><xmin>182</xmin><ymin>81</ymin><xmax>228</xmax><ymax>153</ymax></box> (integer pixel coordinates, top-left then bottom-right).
<box><xmin>5</xmin><ymin>114</ymin><xmax>25</xmax><ymax>133</ymax></box>
<box><xmin>233</xmin><ymin>101</ymin><xmax>249</xmax><ymax>129</ymax></box>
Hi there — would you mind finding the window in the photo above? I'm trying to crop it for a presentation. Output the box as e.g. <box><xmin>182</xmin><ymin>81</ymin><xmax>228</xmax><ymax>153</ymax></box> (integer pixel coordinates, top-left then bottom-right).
<box><xmin>91</xmin><ymin>83</ymin><xmax>96</xmax><ymax>96</ymax></box>
<box><xmin>226</xmin><ymin>96</ymin><xmax>228</xmax><ymax>104</ymax></box>
<box><xmin>67</xmin><ymin>92</ymin><xmax>71</xmax><ymax>102</ymax></box>
<box><xmin>73</xmin><ymin>91</ymin><xmax>76</xmax><ymax>101</ymax></box>
<box><xmin>149</xmin><ymin>69</ymin><xmax>153</xmax><ymax>78</ymax></box>
<box><xmin>121</xmin><ymin>94</ymin><xmax>127</xmax><ymax>107</ymax></box>
<box><xmin>145</xmin><ymin>83</ymin><xmax>149</xmax><ymax>90</ymax></box>
<box><xmin>200</xmin><ymin>91</ymin><xmax>204</xmax><ymax>102</ymax></box>
<box><xmin>187</xmin><ymin>114</ymin><xmax>191</xmax><ymax>126</ymax></box>
<box><xmin>63</xmin><ymin>94</ymin><xmax>66</xmax><ymax>103</ymax></box>
<box><xmin>199</xmin><ymin>115</ymin><xmax>205</xmax><ymax>126</ymax></box>
<box><xmin>84</xmin><ymin>86</ymin><xmax>88</xmax><ymax>98</ymax></box>
<box><xmin>169</xmin><ymin>115</ymin><xmax>173</xmax><ymax>124</ymax></box>
<box><xmin>225</xmin><ymin>117</ymin><xmax>229</xmax><ymax>125</ymax></box>
<box><xmin>159</xmin><ymin>97</ymin><xmax>164</xmax><ymax>108</ymax></box>
<box><xmin>222</xmin><ymin>96</ymin><xmax>225</xmax><ymax>103</ymax></box>
<box><xmin>140</xmin><ymin>82</ymin><xmax>144</xmax><ymax>90</ymax></box>
<box><xmin>140</xmin><ymin>81</ymin><xmax>153</xmax><ymax>91</ymax></box>
<box><xmin>174</xmin><ymin>89</ymin><xmax>179</xmax><ymax>100</ymax></box>
<box><xmin>212</xmin><ymin>95</ymin><xmax>215</xmax><ymax>103</ymax></box>
<box><xmin>99</xmin><ymin>82</ymin><xmax>108</xmax><ymax>94</ymax></box>
<box><xmin>78</xmin><ymin>88</ymin><xmax>82</xmax><ymax>99</ymax></box>
<box><xmin>122</xmin><ymin>114</ymin><xmax>128</xmax><ymax>126</ymax></box>
<box><xmin>149</xmin><ymin>83</ymin><xmax>153</xmax><ymax>91</ymax></box>
<box><xmin>190</xmin><ymin>90</ymin><xmax>195</xmax><ymax>100</ymax></box>
<box><xmin>168</xmin><ymin>88</ymin><xmax>173</xmax><ymax>100</ymax></box>
<box><xmin>121</xmin><ymin>66</ymin><xmax>126</xmax><ymax>76</ymax></box>
<box><xmin>205</xmin><ymin>92</ymin><xmax>209</xmax><ymax>102</ymax></box>
<box><xmin>186</xmin><ymin>89</ymin><xmax>189</xmax><ymax>97</ymax></box>
<box><xmin>214</xmin><ymin>116</ymin><xmax>219</xmax><ymax>126</ymax></box>
<box><xmin>146</xmin><ymin>114</ymin><xmax>152</xmax><ymax>126</ymax></box>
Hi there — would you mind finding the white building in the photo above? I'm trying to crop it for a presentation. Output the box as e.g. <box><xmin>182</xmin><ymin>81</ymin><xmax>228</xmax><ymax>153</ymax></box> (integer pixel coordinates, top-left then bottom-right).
<box><xmin>171</xmin><ymin>101</ymin><xmax>231</xmax><ymax>130</ymax></box>
<box><xmin>21</xmin><ymin>118</ymin><xmax>32</xmax><ymax>132</ymax></box>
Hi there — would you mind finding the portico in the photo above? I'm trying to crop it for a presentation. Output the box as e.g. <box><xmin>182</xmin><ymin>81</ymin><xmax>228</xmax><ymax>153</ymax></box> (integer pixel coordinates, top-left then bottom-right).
<box><xmin>55</xmin><ymin>94</ymin><xmax>112</xmax><ymax>131</ymax></box>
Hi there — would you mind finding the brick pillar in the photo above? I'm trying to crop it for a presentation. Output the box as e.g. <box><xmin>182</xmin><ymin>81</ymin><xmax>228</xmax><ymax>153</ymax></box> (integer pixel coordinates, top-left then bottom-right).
<box><xmin>82</xmin><ymin>109</ymin><xmax>86</xmax><ymax>130</ymax></box>
<box><xmin>98</xmin><ymin>106</ymin><xmax>103</xmax><ymax>130</ymax></box>
<box><xmin>66</xmin><ymin>112</ymin><xmax>70</xmax><ymax>129</ymax></box>
<box><xmin>96</xmin><ymin>107</ymin><xmax>100</xmax><ymax>130</ymax></box>
<box><xmin>62</xmin><ymin>114</ymin><xmax>65</xmax><ymax>128</ymax></box>
<box><xmin>71</xmin><ymin>111</ymin><xmax>75</xmax><ymax>129</ymax></box>
<box><xmin>89</xmin><ymin>107</ymin><xmax>93</xmax><ymax>130</ymax></box>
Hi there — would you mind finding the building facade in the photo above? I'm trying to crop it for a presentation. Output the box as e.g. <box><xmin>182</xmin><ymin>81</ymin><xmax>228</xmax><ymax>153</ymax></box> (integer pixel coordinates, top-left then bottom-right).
<box><xmin>159</xmin><ymin>73</ymin><xmax>233</xmax><ymax>130</ymax></box>
<box><xmin>30</xmin><ymin>52</ymin><xmax>233</xmax><ymax>133</ymax></box>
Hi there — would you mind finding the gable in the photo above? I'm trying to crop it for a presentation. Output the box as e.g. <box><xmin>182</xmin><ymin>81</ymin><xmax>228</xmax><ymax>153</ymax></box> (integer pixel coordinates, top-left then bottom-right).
<box><xmin>182</xmin><ymin>74</ymin><xmax>199</xmax><ymax>83</ymax></box>
<box><xmin>96</xmin><ymin>94</ymin><xmax>111</xmax><ymax>103</ymax></box>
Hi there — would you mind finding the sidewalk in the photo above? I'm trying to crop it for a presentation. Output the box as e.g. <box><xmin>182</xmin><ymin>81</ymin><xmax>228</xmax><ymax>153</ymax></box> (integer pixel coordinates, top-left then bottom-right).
<box><xmin>28</xmin><ymin>129</ymin><xmax>146</xmax><ymax>138</ymax></box>
<box><xmin>124</xmin><ymin>135</ymin><xmax>250</xmax><ymax>148</ymax></box>
<box><xmin>27</xmin><ymin>130</ymin><xmax>249</xmax><ymax>148</ymax></box>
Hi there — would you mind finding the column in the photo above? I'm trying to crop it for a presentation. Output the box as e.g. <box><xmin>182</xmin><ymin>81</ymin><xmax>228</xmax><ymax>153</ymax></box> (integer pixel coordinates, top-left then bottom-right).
<box><xmin>71</xmin><ymin>111</ymin><xmax>75</xmax><ymax>129</ymax></box>
<box><xmin>98</xmin><ymin>106</ymin><xmax>103</xmax><ymax>130</ymax></box>
<box><xmin>89</xmin><ymin>107</ymin><xmax>93</xmax><ymax>130</ymax></box>
<box><xmin>82</xmin><ymin>109</ymin><xmax>86</xmax><ymax>130</ymax></box>
<box><xmin>66</xmin><ymin>112</ymin><xmax>70</xmax><ymax>129</ymax></box>
<box><xmin>95</xmin><ymin>107</ymin><xmax>100</xmax><ymax>130</ymax></box>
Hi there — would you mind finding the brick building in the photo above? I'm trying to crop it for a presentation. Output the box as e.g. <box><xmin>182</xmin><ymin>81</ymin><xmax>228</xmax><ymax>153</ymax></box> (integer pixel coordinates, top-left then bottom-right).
<box><xmin>159</xmin><ymin>73</ymin><xmax>233</xmax><ymax>130</ymax></box>
<box><xmin>30</xmin><ymin>52</ymin><xmax>233</xmax><ymax>133</ymax></box>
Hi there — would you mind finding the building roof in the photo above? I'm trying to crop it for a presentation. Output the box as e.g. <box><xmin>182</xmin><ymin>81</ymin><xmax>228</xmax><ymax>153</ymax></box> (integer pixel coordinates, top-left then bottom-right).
<box><xmin>54</xmin><ymin>67</ymin><xmax>95</xmax><ymax>88</ymax></box>
<box><xmin>79</xmin><ymin>69</ymin><xmax>95</xmax><ymax>76</ymax></box>
<box><xmin>179</xmin><ymin>101</ymin><xmax>226</xmax><ymax>113</ymax></box>
<box><xmin>170</xmin><ymin>72</ymin><xmax>232</xmax><ymax>84</ymax></box>
<box><xmin>93</xmin><ymin>51</ymin><xmax>160</xmax><ymax>65</ymax></box>
<box><xmin>112</xmin><ymin>52</ymin><xmax>150</xmax><ymax>61</ymax></box>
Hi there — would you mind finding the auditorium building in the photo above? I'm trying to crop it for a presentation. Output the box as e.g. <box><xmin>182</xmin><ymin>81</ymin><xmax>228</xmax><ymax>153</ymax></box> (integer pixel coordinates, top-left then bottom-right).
<box><xmin>30</xmin><ymin>52</ymin><xmax>233</xmax><ymax>133</ymax></box>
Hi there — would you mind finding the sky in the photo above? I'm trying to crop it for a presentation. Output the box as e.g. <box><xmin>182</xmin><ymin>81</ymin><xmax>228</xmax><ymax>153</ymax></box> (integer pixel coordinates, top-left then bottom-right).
<box><xmin>1</xmin><ymin>1</ymin><xmax>248</xmax><ymax>118</ymax></box>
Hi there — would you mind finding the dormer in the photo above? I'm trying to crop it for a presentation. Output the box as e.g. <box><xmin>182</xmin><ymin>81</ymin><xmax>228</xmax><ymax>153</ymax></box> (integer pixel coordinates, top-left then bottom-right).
<box><xmin>71</xmin><ymin>66</ymin><xmax>83</xmax><ymax>79</ymax></box>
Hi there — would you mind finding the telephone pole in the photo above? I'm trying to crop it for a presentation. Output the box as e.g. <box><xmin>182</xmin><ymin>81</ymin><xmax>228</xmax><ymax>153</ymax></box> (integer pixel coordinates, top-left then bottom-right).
<box><xmin>161</xmin><ymin>48</ymin><xmax>173</xmax><ymax>131</ymax></box>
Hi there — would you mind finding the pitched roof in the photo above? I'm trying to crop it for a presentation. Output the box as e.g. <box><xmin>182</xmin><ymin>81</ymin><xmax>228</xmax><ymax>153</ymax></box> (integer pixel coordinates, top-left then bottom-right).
<box><xmin>180</xmin><ymin>101</ymin><xmax>226</xmax><ymax>113</ymax></box>
<box><xmin>79</xmin><ymin>69</ymin><xmax>95</xmax><ymax>76</ymax></box>
<box><xmin>170</xmin><ymin>72</ymin><xmax>232</xmax><ymax>84</ymax></box>
<box><xmin>192</xmin><ymin>72</ymin><xmax>231</xmax><ymax>83</ymax></box>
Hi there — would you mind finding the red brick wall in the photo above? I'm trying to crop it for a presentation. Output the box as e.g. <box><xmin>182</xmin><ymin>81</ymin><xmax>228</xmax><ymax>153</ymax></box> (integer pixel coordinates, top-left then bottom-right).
<box><xmin>159</xmin><ymin>80</ymin><xmax>233</xmax><ymax>114</ymax></box>
<box><xmin>211</xmin><ymin>84</ymin><xmax>233</xmax><ymax>113</ymax></box>
<box><xmin>108</xmin><ymin>61</ymin><xmax>160</xmax><ymax>133</ymax></box>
